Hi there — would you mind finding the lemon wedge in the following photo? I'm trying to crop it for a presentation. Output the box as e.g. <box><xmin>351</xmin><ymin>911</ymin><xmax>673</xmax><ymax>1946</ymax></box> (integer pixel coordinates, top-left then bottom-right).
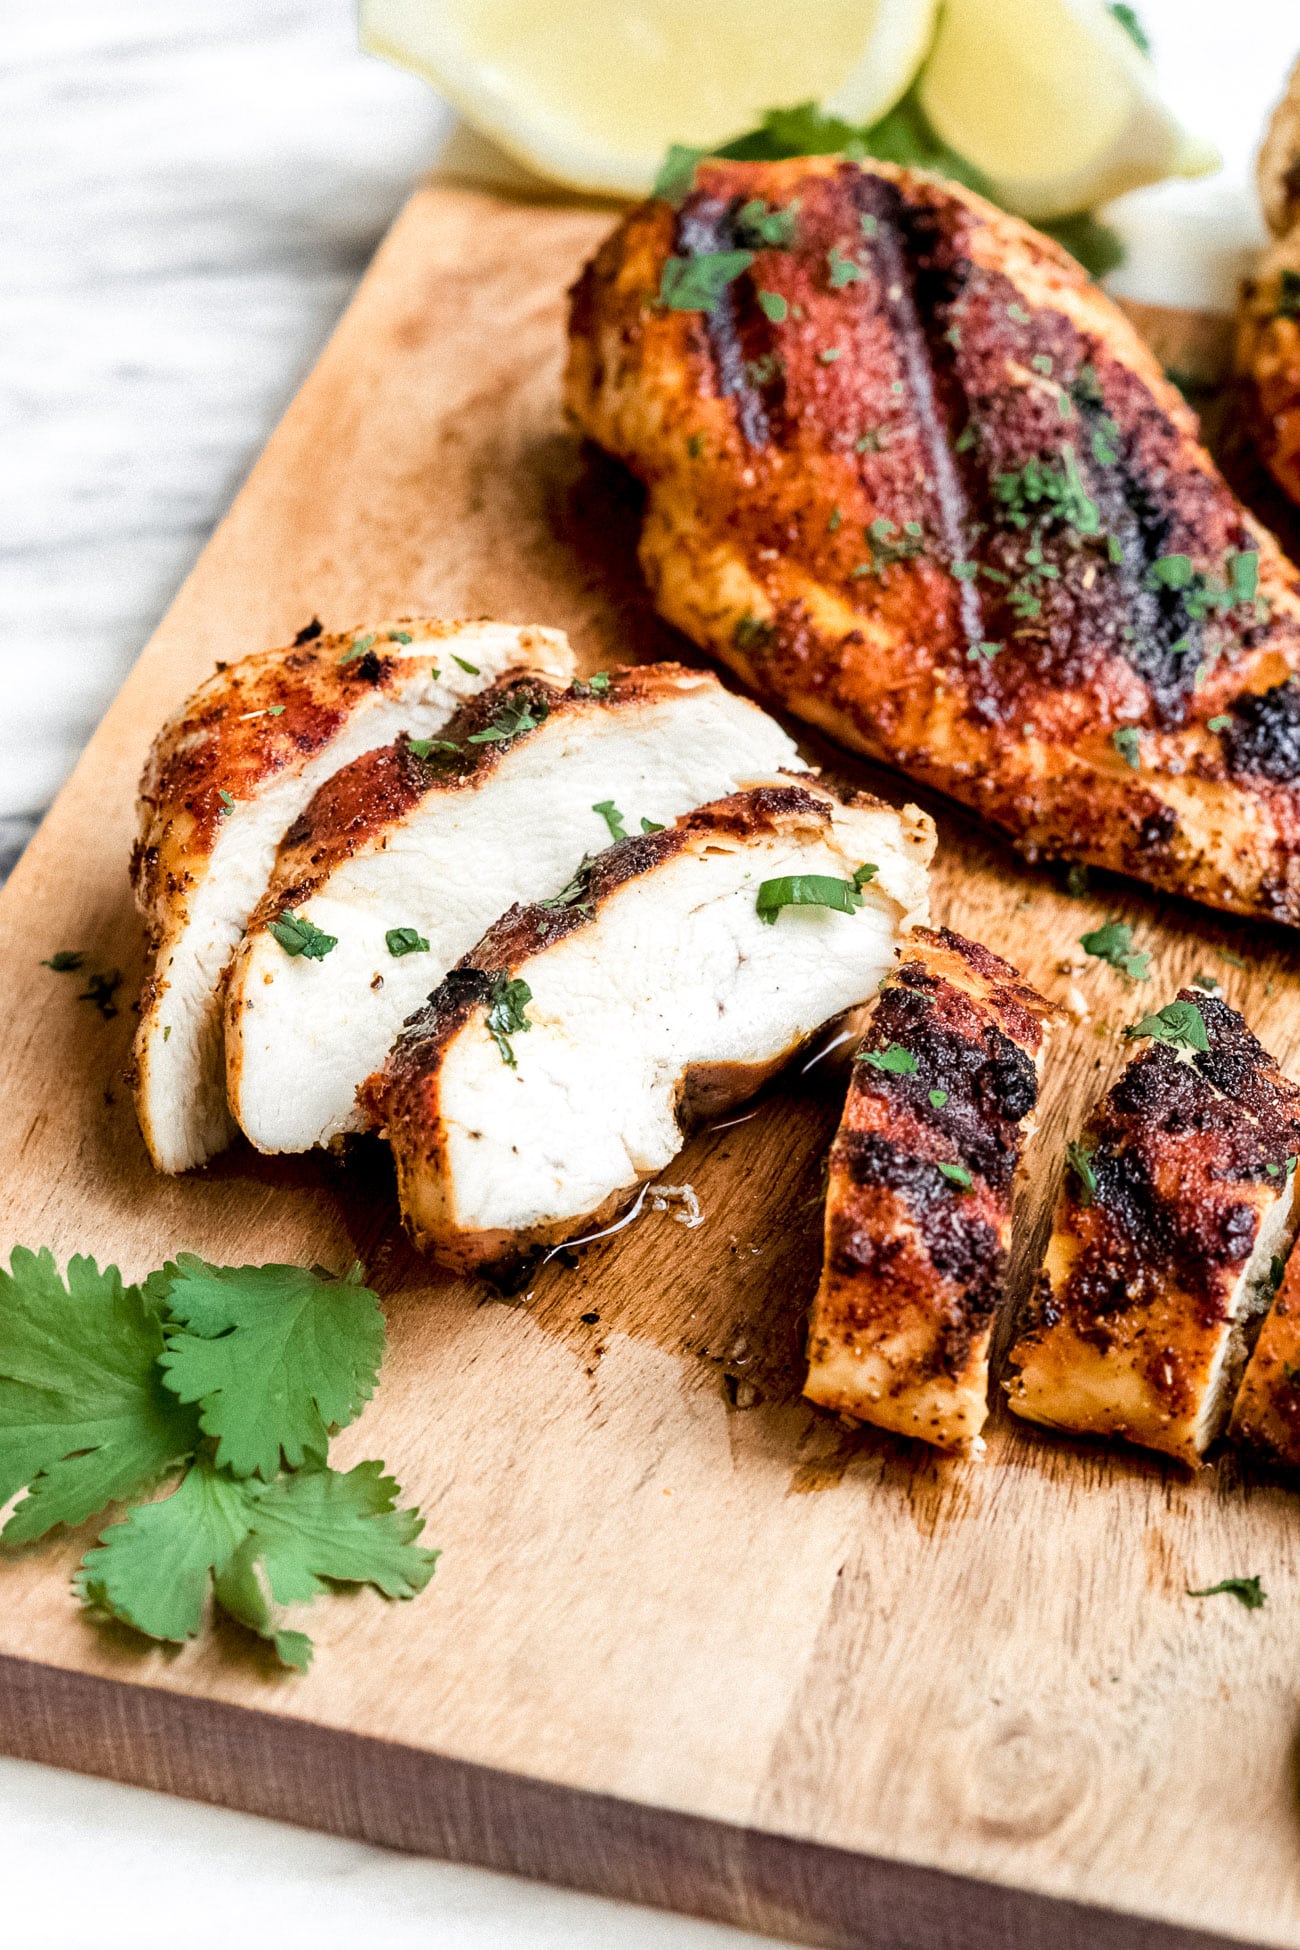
<box><xmin>917</xmin><ymin>0</ymin><xmax>1219</xmax><ymax>222</ymax></box>
<box><xmin>361</xmin><ymin>0</ymin><xmax>939</xmax><ymax>198</ymax></box>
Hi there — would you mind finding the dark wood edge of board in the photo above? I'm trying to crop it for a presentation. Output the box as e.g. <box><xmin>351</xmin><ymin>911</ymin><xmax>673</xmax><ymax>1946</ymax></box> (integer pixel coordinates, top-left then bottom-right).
<box><xmin>0</xmin><ymin>1651</ymin><xmax>1250</xmax><ymax>1950</ymax></box>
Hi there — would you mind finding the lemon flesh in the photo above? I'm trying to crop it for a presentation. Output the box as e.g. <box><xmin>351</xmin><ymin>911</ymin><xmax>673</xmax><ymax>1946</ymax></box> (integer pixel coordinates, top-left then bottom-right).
<box><xmin>361</xmin><ymin>0</ymin><xmax>938</xmax><ymax>197</ymax></box>
<box><xmin>918</xmin><ymin>0</ymin><xmax>1218</xmax><ymax>222</ymax></box>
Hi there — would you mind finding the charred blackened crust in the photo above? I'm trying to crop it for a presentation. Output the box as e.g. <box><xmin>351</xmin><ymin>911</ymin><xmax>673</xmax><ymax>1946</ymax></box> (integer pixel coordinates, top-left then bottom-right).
<box><xmin>1006</xmin><ymin>989</ymin><xmax>1300</xmax><ymax>1463</ymax></box>
<box><xmin>360</xmin><ymin>783</ymin><xmax>834</xmax><ymax>1141</ymax></box>
<box><xmin>805</xmin><ymin>927</ymin><xmax>1057</xmax><ymax>1452</ymax></box>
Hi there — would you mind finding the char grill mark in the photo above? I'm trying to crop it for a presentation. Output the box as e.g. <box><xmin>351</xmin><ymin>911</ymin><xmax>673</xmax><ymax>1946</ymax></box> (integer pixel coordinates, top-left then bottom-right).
<box><xmin>1223</xmin><ymin>679</ymin><xmax>1300</xmax><ymax>783</ymax></box>
<box><xmin>679</xmin><ymin>199</ymin><xmax>774</xmax><ymax>450</ymax></box>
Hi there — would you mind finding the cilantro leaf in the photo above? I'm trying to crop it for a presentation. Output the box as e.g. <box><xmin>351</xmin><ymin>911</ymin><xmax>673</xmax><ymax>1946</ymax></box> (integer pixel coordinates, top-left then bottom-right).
<box><xmin>657</xmin><ymin>251</ymin><xmax>755</xmax><ymax>312</ymax></box>
<box><xmin>451</xmin><ymin>655</ymin><xmax>480</xmax><ymax>675</ymax></box>
<box><xmin>0</xmin><ymin>1250</ymin><xmax>198</xmax><ymax>1544</ymax></box>
<box><xmin>1066</xmin><ymin>1140</ymin><xmax>1097</xmax><ymax>1205</ymax></box>
<box><xmin>938</xmin><ymin>1161</ymin><xmax>973</xmax><ymax>1190</ymax></box>
<box><xmin>592</xmin><ymin>800</ymin><xmax>627</xmax><ymax>841</ymax></box>
<box><xmin>827</xmin><ymin>246</ymin><xmax>863</xmax><ymax>288</ymax></box>
<box><xmin>337</xmin><ymin>633</ymin><xmax>376</xmax><ymax>666</ymax></box>
<box><xmin>76</xmin><ymin>1457</ymin><xmax>436</xmax><ymax>1665</ymax></box>
<box><xmin>157</xmin><ymin>1257</ymin><xmax>384</xmax><ymax>1480</ymax></box>
<box><xmin>41</xmin><ymin>951</ymin><xmax>85</xmax><ymax>972</ymax></box>
<box><xmin>268</xmin><ymin>911</ymin><xmax>337</xmax><ymax>960</ymax></box>
<box><xmin>385</xmin><ymin>927</ymin><xmax>429</xmax><ymax>957</ymax></box>
<box><xmin>1186</xmin><ymin>1576</ymin><xmax>1265</xmax><ymax>1610</ymax></box>
<box><xmin>466</xmin><ymin>691</ymin><xmax>549</xmax><ymax>745</ymax></box>
<box><xmin>757</xmin><ymin>289</ymin><xmax>788</xmax><ymax>323</ymax></box>
<box><xmin>653</xmin><ymin>142</ymin><xmax>704</xmax><ymax>202</ymax></box>
<box><xmin>1124</xmin><ymin>998</ymin><xmax>1210</xmax><ymax>1054</ymax></box>
<box><xmin>1080</xmin><ymin>919</ymin><xmax>1151</xmax><ymax>981</ymax></box>
<box><xmin>1109</xmin><ymin>4</ymin><xmax>1151</xmax><ymax>56</ymax></box>
<box><xmin>485</xmin><ymin>973</ymin><xmax>532</xmax><ymax>1067</ymax></box>
<box><xmin>408</xmin><ymin>737</ymin><xmax>460</xmax><ymax>760</ymax></box>
<box><xmin>929</xmin><ymin>1089</ymin><xmax>949</xmax><ymax>1108</ymax></box>
<box><xmin>859</xmin><ymin>1043</ymin><xmax>918</xmax><ymax>1075</ymax></box>
<box><xmin>1112</xmin><ymin>726</ymin><xmax>1141</xmax><ymax>770</ymax></box>
<box><xmin>755</xmin><ymin>874</ymin><xmax>866</xmax><ymax>924</ymax></box>
<box><xmin>734</xmin><ymin>197</ymin><xmax>799</xmax><ymax>248</ymax></box>
<box><xmin>76</xmin><ymin>1458</ymin><xmax>254</xmax><ymax>1641</ymax></box>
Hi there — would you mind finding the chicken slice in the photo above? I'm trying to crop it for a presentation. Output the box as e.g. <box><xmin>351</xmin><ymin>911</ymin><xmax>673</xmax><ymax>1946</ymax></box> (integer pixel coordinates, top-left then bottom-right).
<box><xmin>226</xmin><ymin>663</ymin><xmax>804</xmax><ymax>1155</ymax></box>
<box><xmin>1228</xmin><ymin>1248</ymin><xmax>1300</xmax><ymax>1469</ymax></box>
<box><xmin>131</xmin><ymin>617</ymin><xmax>574</xmax><ymax>1173</ymax></box>
<box><xmin>1005</xmin><ymin>991</ymin><xmax>1300</xmax><ymax>1465</ymax></box>
<box><xmin>1237</xmin><ymin>55</ymin><xmax>1300</xmax><ymax>509</ymax></box>
<box><xmin>362</xmin><ymin>783</ymin><xmax>934</xmax><ymax>1276</ymax></box>
<box><xmin>567</xmin><ymin>155</ymin><xmax>1300</xmax><ymax>929</ymax></box>
<box><xmin>805</xmin><ymin>928</ymin><xmax>1057</xmax><ymax>1454</ymax></box>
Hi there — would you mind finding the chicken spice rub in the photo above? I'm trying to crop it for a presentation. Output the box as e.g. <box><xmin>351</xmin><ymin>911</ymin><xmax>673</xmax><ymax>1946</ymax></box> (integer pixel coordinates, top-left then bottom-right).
<box><xmin>1006</xmin><ymin>991</ymin><xmax>1300</xmax><ymax>1466</ymax></box>
<box><xmin>806</xmin><ymin>928</ymin><xmax>1056</xmax><ymax>1453</ymax></box>
<box><xmin>567</xmin><ymin>155</ymin><xmax>1300</xmax><ymax>928</ymax></box>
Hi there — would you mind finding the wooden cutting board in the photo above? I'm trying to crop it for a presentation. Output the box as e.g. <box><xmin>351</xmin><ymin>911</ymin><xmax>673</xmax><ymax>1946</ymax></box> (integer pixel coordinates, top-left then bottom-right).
<box><xmin>3</xmin><ymin>180</ymin><xmax>1300</xmax><ymax>1950</ymax></box>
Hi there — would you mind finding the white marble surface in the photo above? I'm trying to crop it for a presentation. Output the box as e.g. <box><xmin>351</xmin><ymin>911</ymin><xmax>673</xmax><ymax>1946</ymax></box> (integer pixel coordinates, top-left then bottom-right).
<box><xmin>2</xmin><ymin>2</ymin><xmax>1298</xmax><ymax>1944</ymax></box>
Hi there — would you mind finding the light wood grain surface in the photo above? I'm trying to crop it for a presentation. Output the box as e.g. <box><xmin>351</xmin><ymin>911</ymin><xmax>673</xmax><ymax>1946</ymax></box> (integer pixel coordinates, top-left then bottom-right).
<box><xmin>3</xmin><ymin>181</ymin><xmax>1300</xmax><ymax>1950</ymax></box>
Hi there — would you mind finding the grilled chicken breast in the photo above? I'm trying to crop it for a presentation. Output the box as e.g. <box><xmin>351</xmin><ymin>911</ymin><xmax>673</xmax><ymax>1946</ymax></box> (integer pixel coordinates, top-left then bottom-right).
<box><xmin>806</xmin><ymin>928</ymin><xmax>1056</xmax><ymax>1453</ymax></box>
<box><xmin>131</xmin><ymin>617</ymin><xmax>574</xmax><ymax>1173</ymax></box>
<box><xmin>567</xmin><ymin>156</ymin><xmax>1300</xmax><ymax>928</ymax></box>
<box><xmin>1237</xmin><ymin>55</ymin><xmax>1300</xmax><ymax>508</ymax></box>
<box><xmin>1006</xmin><ymin>991</ymin><xmax>1300</xmax><ymax>1466</ymax></box>
<box><xmin>1229</xmin><ymin>1246</ymin><xmax>1300</xmax><ymax>1469</ymax></box>
<box><xmin>226</xmin><ymin>664</ymin><xmax>803</xmax><ymax>1154</ymax></box>
<box><xmin>363</xmin><ymin>782</ymin><xmax>933</xmax><ymax>1276</ymax></box>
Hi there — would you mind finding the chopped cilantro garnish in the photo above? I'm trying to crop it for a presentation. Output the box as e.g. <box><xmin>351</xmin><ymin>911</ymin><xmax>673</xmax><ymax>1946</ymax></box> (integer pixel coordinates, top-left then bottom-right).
<box><xmin>994</xmin><ymin>446</ymin><xmax>1100</xmax><ymax>536</ymax></box>
<box><xmin>1080</xmin><ymin>919</ymin><xmax>1151</xmax><ymax>981</ymax></box>
<box><xmin>861</xmin><ymin>515</ymin><xmax>923</xmax><ymax>580</ymax></box>
<box><xmin>757</xmin><ymin>289</ymin><xmax>788</xmax><ymax>323</ymax></box>
<box><xmin>466</xmin><ymin>691</ymin><xmax>549</xmax><ymax>744</ymax></box>
<box><xmin>218</xmin><ymin>789</ymin><xmax>236</xmax><ymax>816</ymax></box>
<box><xmin>827</xmin><ymin>506</ymin><xmax>842</xmax><ymax>533</ymax></box>
<box><xmin>1091</xmin><ymin>416</ymin><xmax>1120</xmax><ymax>466</ymax></box>
<box><xmin>755</xmin><ymin>873</ymin><xmax>868</xmax><ymax>924</ymax></box>
<box><xmin>1190</xmin><ymin>970</ymin><xmax>1220</xmax><ymax>992</ymax></box>
<box><xmin>657</xmin><ymin>250</ymin><xmax>754</xmax><ymax>312</ymax></box>
<box><xmin>968</xmin><ymin>641</ymin><xmax>1002</xmax><ymax>662</ymax></box>
<box><xmin>640</xmin><ymin>817</ymin><xmax>665</xmax><ymax>833</ymax></box>
<box><xmin>41</xmin><ymin>951</ymin><xmax>84</xmax><ymax>972</ymax></box>
<box><xmin>938</xmin><ymin>1161</ymin><xmax>972</xmax><ymax>1190</ymax></box>
<box><xmin>856</xmin><ymin>428</ymin><xmax>884</xmax><ymax>453</ymax></box>
<box><xmin>818</xmin><ymin>346</ymin><xmax>843</xmax><ymax>364</ymax></box>
<box><xmin>337</xmin><ymin>633</ymin><xmax>376</xmax><ymax>666</ymax></box>
<box><xmin>268</xmin><ymin>911</ymin><xmax>337</xmax><ymax>961</ymax></box>
<box><xmin>653</xmin><ymin>142</ymin><xmax>704</xmax><ymax>202</ymax></box>
<box><xmin>1066</xmin><ymin>1140</ymin><xmax>1097</xmax><ymax>1205</ymax></box>
<box><xmin>827</xmin><ymin>246</ymin><xmax>864</xmax><ymax>288</ymax></box>
<box><xmin>485</xmin><ymin>973</ymin><xmax>532</xmax><ymax>1067</ymax></box>
<box><xmin>576</xmin><ymin>670</ymin><xmax>612</xmax><ymax>696</ymax></box>
<box><xmin>734</xmin><ymin>197</ymin><xmax>799</xmax><ymax>248</ymax></box>
<box><xmin>1124</xmin><ymin>998</ymin><xmax>1209</xmax><ymax>1054</ymax></box>
<box><xmin>387</xmin><ymin>630</ymin><xmax>413</xmax><ymax>644</ymax></box>
<box><xmin>267</xmin><ymin>703</ymin><xmax>286</xmax><ymax>716</ymax></box>
<box><xmin>1109</xmin><ymin>4</ymin><xmax>1151</xmax><ymax>55</ymax></box>
<box><xmin>592</xmin><ymin>800</ymin><xmax>627</xmax><ymax>841</ymax></box>
<box><xmin>952</xmin><ymin>559</ymin><xmax>979</xmax><ymax>581</ymax></box>
<box><xmin>1207</xmin><ymin>715</ymin><xmax>1231</xmax><ymax>733</ymax></box>
<box><xmin>385</xmin><ymin>927</ymin><xmax>429</xmax><ymax>957</ymax></box>
<box><xmin>734</xmin><ymin>613</ymin><xmax>774</xmax><ymax>653</ymax></box>
<box><xmin>539</xmin><ymin>857</ymin><xmax>596</xmax><ymax>913</ymax></box>
<box><xmin>1112</xmin><ymin>726</ymin><xmax>1141</xmax><ymax>769</ymax></box>
<box><xmin>408</xmin><ymin>737</ymin><xmax>459</xmax><ymax>760</ymax></box>
<box><xmin>1186</xmin><ymin>1576</ymin><xmax>1265</xmax><ymax>1610</ymax></box>
<box><xmin>1031</xmin><ymin>353</ymin><xmax>1054</xmax><ymax>376</ymax></box>
<box><xmin>929</xmin><ymin>1088</ymin><xmax>949</xmax><ymax>1108</ymax></box>
<box><xmin>452</xmin><ymin>654</ymin><xmax>480</xmax><ymax>675</ymax></box>
<box><xmin>859</xmin><ymin>1043</ymin><xmax>918</xmax><ymax>1075</ymax></box>
<box><xmin>1006</xmin><ymin>302</ymin><xmax>1031</xmax><ymax>324</ymax></box>
<box><xmin>852</xmin><ymin>862</ymin><xmax>878</xmax><ymax>889</ymax></box>
<box><xmin>687</xmin><ymin>432</ymin><xmax>704</xmax><ymax>458</ymax></box>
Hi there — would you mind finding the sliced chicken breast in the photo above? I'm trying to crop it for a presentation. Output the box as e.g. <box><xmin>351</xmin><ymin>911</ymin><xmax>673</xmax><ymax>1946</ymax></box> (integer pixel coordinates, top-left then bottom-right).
<box><xmin>1228</xmin><ymin>1248</ymin><xmax>1300</xmax><ymax>1469</ymax></box>
<box><xmin>131</xmin><ymin>617</ymin><xmax>574</xmax><ymax>1173</ymax></box>
<box><xmin>362</xmin><ymin>782</ymin><xmax>934</xmax><ymax>1276</ymax></box>
<box><xmin>805</xmin><ymin>928</ymin><xmax>1057</xmax><ymax>1454</ymax></box>
<box><xmin>1005</xmin><ymin>991</ymin><xmax>1300</xmax><ymax>1466</ymax></box>
<box><xmin>226</xmin><ymin>663</ymin><xmax>804</xmax><ymax>1154</ymax></box>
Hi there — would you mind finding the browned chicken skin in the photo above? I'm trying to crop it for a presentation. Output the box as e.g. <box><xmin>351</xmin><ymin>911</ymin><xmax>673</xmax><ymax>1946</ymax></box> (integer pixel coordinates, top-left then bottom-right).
<box><xmin>567</xmin><ymin>156</ymin><xmax>1300</xmax><ymax>927</ymax></box>
<box><xmin>806</xmin><ymin>927</ymin><xmax>1056</xmax><ymax>1453</ymax></box>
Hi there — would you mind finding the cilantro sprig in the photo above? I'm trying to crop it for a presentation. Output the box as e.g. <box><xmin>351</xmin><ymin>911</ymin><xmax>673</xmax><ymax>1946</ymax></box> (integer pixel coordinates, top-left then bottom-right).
<box><xmin>0</xmin><ymin>1251</ymin><xmax>435</xmax><ymax>1670</ymax></box>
